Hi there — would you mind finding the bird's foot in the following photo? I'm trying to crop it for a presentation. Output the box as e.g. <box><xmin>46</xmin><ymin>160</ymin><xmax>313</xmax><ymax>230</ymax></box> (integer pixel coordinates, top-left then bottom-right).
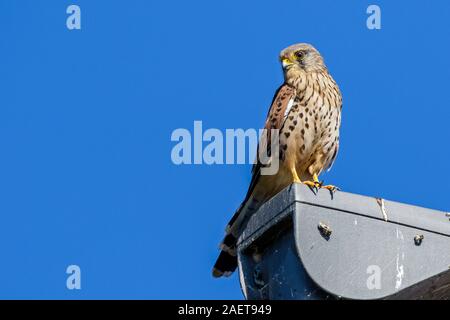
<box><xmin>310</xmin><ymin>173</ymin><xmax>341</xmax><ymax>194</ymax></box>
<box><xmin>302</xmin><ymin>180</ymin><xmax>322</xmax><ymax>192</ymax></box>
<box><xmin>321</xmin><ymin>184</ymin><xmax>340</xmax><ymax>193</ymax></box>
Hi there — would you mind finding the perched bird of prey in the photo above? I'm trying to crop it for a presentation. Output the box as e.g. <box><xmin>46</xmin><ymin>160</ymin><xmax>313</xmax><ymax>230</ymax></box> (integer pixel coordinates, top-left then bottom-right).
<box><xmin>212</xmin><ymin>43</ymin><xmax>342</xmax><ymax>278</ymax></box>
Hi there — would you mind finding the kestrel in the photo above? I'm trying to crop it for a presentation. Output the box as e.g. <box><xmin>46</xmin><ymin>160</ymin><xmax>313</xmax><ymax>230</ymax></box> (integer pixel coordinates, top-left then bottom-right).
<box><xmin>213</xmin><ymin>43</ymin><xmax>342</xmax><ymax>277</ymax></box>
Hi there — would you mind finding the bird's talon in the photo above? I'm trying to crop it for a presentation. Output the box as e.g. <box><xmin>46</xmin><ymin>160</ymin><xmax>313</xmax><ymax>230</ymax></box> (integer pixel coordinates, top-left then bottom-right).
<box><xmin>302</xmin><ymin>180</ymin><xmax>321</xmax><ymax>189</ymax></box>
<box><xmin>322</xmin><ymin>185</ymin><xmax>340</xmax><ymax>193</ymax></box>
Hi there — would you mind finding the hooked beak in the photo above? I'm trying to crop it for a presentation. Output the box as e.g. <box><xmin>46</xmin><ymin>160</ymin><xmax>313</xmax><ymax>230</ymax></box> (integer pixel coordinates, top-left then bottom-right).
<box><xmin>280</xmin><ymin>57</ymin><xmax>293</xmax><ymax>69</ymax></box>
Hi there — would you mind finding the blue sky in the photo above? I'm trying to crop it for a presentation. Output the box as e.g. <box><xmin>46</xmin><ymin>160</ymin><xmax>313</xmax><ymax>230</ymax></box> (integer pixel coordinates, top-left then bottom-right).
<box><xmin>0</xmin><ymin>0</ymin><xmax>449</xmax><ymax>299</ymax></box>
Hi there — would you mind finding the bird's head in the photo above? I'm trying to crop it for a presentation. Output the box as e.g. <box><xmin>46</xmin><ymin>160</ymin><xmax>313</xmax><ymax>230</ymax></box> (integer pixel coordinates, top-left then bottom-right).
<box><xmin>279</xmin><ymin>43</ymin><xmax>327</xmax><ymax>79</ymax></box>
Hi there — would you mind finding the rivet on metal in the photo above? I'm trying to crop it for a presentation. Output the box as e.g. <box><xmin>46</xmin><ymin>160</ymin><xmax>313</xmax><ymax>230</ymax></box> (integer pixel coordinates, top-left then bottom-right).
<box><xmin>414</xmin><ymin>234</ymin><xmax>424</xmax><ymax>246</ymax></box>
<box><xmin>318</xmin><ymin>222</ymin><xmax>332</xmax><ymax>239</ymax></box>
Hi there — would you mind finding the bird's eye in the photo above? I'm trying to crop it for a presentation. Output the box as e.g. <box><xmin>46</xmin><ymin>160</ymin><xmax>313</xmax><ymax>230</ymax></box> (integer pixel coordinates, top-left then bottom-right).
<box><xmin>295</xmin><ymin>51</ymin><xmax>305</xmax><ymax>59</ymax></box>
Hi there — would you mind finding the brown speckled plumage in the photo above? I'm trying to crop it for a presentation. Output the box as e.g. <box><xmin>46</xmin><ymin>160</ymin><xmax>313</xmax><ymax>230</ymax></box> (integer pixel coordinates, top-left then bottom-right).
<box><xmin>213</xmin><ymin>43</ymin><xmax>342</xmax><ymax>278</ymax></box>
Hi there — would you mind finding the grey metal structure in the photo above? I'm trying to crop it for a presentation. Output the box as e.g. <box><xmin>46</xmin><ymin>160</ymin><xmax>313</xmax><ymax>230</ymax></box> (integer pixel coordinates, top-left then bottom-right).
<box><xmin>237</xmin><ymin>183</ymin><xmax>450</xmax><ymax>300</ymax></box>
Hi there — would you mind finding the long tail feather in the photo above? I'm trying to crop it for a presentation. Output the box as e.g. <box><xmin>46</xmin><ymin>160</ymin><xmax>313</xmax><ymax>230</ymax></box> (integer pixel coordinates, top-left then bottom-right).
<box><xmin>212</xmin><ymin>195</ymin><xmax>261</xmax><ymax>278</ymax></box>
